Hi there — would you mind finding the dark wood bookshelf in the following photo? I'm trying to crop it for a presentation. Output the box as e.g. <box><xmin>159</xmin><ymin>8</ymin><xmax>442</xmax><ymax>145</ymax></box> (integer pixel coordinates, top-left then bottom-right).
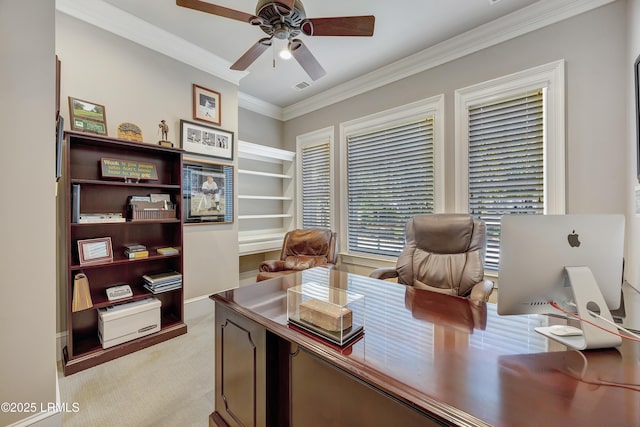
<box><xmin>62</xmin><ymin>131</ymin><xmax>187</xmax><ymax>376</ymax></box>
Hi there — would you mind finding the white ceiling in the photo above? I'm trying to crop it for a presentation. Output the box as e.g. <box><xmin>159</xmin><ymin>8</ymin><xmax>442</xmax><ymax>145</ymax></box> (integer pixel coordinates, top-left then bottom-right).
<box><xmin>58</xmin><ymin>0</ymin><xmax>613</xmax><ymax>117</ymax></box>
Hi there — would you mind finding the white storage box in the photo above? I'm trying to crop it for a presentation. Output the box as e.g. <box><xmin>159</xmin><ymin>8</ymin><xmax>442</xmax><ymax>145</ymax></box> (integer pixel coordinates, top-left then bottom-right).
<box><xmin>98</xmin><ymin>297</ymin><xmax>161</xmax><ymax>349</ymax></box>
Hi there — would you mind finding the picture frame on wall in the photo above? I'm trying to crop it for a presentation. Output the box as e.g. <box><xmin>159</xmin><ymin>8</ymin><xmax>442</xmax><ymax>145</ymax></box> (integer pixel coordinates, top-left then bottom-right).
<box><xmin>193</xmin><ymin>84</ymin><xmax>221</xmax><ymax>125</ymax></box>
<box><xmin>68</xmin><ymin>96</ymin><xmax>108</xmax><ymax>135</ymax></box>
<box><xmin>635</xmin><ymin>54</ymin><xmax>640</xmax><ymax>183</ymax></box>
<box><xmin>180</xmin><ymin>119</ymin><xmax>234</xmax><ymax>161</ymax></box>
<box><xmin>183</xmin><ymin>158</ymin><xmax>234</xmax><ymax>224</ymax></box>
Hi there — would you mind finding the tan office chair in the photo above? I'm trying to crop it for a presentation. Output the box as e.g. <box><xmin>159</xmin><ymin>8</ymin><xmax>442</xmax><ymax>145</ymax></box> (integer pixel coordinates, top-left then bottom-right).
<box><xmin>257</xmin><ymin>228</ymin><xmax>338</xmax><ymax>282</ymax></box>
<box><xmin>370</xmin><ymin>214</ymin><xmax>494</xmax><ymax>302</ymax></box>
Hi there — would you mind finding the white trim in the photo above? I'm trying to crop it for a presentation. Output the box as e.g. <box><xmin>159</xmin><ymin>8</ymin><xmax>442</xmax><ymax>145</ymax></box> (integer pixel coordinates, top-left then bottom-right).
<box><xmin>238</xmin><ymin>92</ymin><xmax>284</xmax><ymax>121</ymax></box>
<box><xmin>454</xmin><ymin>59</ymin><xmax>566</xmax><ymax>214</ymax></box>
<box><xmin>296</xmin><ymin>126</ymin><xmax>335</xmax><ymax>230</ymax></box>
<box><xmin>281</xmin><ymin>0</ymin><xmax>613</xmax><ymax>120</ymax></box>
<box><xmin>55</xmin><ymin>0</ymin><xmax>244</xmax><ymax>85</ymax></box>
<box><xmin>238</xmin><ymin>140</ymin><xmax>295</xmax><ymax>162</ymax></box>
<box><xmin>339</xmin><ymin>96</ymin><xmax>446</xmax><ymax>255</ymax></box>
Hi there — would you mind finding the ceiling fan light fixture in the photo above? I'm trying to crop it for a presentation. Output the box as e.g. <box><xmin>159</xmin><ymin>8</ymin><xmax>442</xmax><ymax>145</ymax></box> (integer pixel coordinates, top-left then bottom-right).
<box><xmin>279</xmin><ymin>47</ymin><xmax>293</xmax><ymax>60</ymax></box>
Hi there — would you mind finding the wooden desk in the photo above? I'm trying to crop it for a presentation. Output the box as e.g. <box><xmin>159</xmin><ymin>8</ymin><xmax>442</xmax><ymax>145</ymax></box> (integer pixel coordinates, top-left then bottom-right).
<box><xmin>209</xmin><ymin>268</ymin><xmax>640</xmax><ymax>427</ymax></box>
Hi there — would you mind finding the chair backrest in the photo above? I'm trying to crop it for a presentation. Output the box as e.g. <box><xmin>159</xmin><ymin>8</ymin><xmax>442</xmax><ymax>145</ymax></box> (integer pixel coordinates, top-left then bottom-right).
<box><xmin>396</xmin><ymin>214</ymin><xmax>486</xmax><ymax>297</ymax></box>
<box><xmin>279</xmin><ymin>228</ymin><xmax>338</xmax><ymax>270</ymax></box>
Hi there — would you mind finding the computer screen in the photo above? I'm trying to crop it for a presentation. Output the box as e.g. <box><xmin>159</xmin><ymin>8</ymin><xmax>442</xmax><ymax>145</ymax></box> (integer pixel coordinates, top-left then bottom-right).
<box><xmin>497</xmin><ymin>214</ymin><xmax>625</xmax><ymax>316</ymax></box>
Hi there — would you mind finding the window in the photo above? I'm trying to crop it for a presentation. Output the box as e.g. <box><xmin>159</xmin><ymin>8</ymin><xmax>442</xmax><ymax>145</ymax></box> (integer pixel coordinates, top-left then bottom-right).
<box><xmin>455</xmin><ymin>60</ymin><xmax>565</xmax><ymax>271</ymax></box>
<box><xmin>341</xmin><ymin>97</ymin><xmax>444</xmax><ymax>258</ymax></box>
<box><xmin>297</xmin><ymin>127</ymin><xmax>334</xmax><ymax>229</ymax></box>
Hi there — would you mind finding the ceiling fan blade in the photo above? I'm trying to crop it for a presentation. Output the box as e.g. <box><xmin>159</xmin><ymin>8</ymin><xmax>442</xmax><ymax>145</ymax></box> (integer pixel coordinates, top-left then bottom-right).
<box><xmin>230</xmin><ymin>38</ymin><xmax>273</xmax><ymax>71</ymax></box>
<box><xmin>289</xmin><ymin>39</ymin><xmax>326</xmax><ymax>81</ymax></box>
<box><xmin>176</xmin><ymin>0</ymin><xmax>255</xmax><ymax>23</ymax></box>
<box><xmin>301</xmin><ymin>16</ymin><xmax>375</xmax><ymax>37</ymax></box>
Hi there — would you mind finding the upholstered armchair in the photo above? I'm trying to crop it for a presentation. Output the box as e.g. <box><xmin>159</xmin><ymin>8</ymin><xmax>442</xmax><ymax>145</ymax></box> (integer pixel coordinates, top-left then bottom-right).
<box><xmin>370</xmin><ymin>214</ymin><xmax>494</xmax><ymax>302</ymax></box>
<box><xmin>256</xmin><ymin>229</ymin><xmax>338</xmax><ymax>282</ymax></box>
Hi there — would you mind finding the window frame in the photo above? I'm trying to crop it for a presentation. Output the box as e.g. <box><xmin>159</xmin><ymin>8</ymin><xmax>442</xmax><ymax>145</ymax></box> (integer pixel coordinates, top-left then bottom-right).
<box><xmin>454</xmin><ymin>60</ymin><xmax>566</xmax><ymax>272</ymax></box>
<box><xmin>296</xmin><ymin>126</ymin><xmax>335</xmax><ymax>230</ymax></box>
<box><xmin>339</xmin><ymin>96</ymin><xmax>445</xmax><ymax>259</ymax></box>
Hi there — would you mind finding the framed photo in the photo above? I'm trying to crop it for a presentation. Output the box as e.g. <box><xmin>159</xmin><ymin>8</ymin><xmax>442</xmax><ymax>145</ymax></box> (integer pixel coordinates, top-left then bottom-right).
<box><xmin>183</xmin><ymin>158</ymin><xmax>234</xmax><ymax>224</ymax></box>
<box><xmin>193</xmin><ymin>84</ymin><xmax>221</xmax><ymax>125</ymax></box>
<box><xmin>180</xmin><ymin>119</ymin><xmax>234</xmax><ymax>161</ymax></box>
<box><xmin>68</xmin><ymin>97</ymin><xmax>107</xmax><ymax>135</ymax></box>
<box><xmin>77</xmin><ymin>237</ymin><xmax>113</xmax><ymax>265</ymax></box>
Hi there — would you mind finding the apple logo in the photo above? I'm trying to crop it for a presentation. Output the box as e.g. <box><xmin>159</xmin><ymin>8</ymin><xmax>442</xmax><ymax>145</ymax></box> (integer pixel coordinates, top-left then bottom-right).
<box><xmin>567</xmin><ymin>230</ymin><xmax>581</xmax><ymax>247</ymax></box>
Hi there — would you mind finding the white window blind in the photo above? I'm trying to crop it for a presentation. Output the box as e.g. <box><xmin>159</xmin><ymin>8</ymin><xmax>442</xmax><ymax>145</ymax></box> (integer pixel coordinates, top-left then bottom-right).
<box><xmin>468</xmin><ymin>90</ymin><xmax>544</xmax><ymax>270</ymax></box>
<box><xmin>347</xmin><ymin>118</ymin><xmax>434</xmax><ymax>257</ymax></box>
<box><xmin>301</xmin><ymin>141</ymin><xmax>331</xmax><ymax>229</ymax></box>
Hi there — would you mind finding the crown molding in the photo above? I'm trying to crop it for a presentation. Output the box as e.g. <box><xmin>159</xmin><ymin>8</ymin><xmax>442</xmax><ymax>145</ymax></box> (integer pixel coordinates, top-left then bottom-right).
<box><xmin>238</xmin><ymin>92</ymin><xmax>284</xmax><ymax>121</ymax></box>
<box><xmin>281</xmin><ymin>0</ymin><xmax>615</xmax><ymax>121</ymax></box>
<box><xmin>55</xmin><ymin>0</ymin><xmax>246</xmax><ymax>86</ymax></box>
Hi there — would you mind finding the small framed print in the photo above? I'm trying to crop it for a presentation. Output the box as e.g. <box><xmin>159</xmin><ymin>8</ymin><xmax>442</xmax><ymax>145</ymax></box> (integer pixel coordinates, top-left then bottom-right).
<box><xmin>193</xmin><ymin>84</ymin><xmax>221</xmax><ymax>125</ymax></box>
<box><xmin>68</xmin><ymin>97</ymin><xmax>108</xmax><ymax>135</ymax></box>
<box><xmin>78</xmin><ymin>237</ymin><xmax>113</xmax><ymax>265</ymax></box>
<box><xmin>180</xmin><ymin>119</ymin><xmax>234</xmax><ymax>161</ymax></box>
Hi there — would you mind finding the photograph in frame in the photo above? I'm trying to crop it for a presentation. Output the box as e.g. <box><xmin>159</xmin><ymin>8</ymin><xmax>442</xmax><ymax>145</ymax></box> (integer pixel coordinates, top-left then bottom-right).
<box><xmin>180</xmin><ymin>119</ymin><xmax>233</xmax><ymax>161</ymax></box>
<box><xmin>68</xmin><ymin>96</ymin><xmax>107</xmax><ymax>135</ymax></box>
<box><xmin>193</xmin><ymin>84</ymin><xmax>221</xmax><ymax>125</ymax></box>
<box><xmin>183</xmin><ymin>158</ymin><xmax>234</xmax><ymax>224</ymax></box>
<box><xmin>77</xmin><ymin>237</ymin><xmax>113</xmax><ymax>265</ymax></box>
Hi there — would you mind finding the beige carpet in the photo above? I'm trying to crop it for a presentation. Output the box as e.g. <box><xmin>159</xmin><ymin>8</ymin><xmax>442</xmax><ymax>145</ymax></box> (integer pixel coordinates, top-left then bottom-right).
<box><xmin>57</xmin><ymin>310</ymin><xmax>214</xmax><ymax>427</ymax></box>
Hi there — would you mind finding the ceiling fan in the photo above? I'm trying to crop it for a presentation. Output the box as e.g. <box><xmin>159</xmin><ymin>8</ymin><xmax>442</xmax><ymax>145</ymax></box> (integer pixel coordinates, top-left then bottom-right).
<box><xmin>176</xmin><ymin>0</ymin><xmax>375</xmax><ymax>81</ymax></box>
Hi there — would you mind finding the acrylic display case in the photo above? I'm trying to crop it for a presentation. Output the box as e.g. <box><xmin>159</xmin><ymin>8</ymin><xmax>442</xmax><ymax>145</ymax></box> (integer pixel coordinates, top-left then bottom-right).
<box><xmin>287</xmin><ymin>282</ymin><xmax>365</xmax><ymax>345</ymax></box>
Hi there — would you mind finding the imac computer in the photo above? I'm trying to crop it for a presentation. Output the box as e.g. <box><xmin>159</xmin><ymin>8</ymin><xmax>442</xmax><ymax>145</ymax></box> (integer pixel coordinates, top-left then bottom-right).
<box><xmin>498</xmin><ymin>214</ymin><xmax>625</xmax><ymax>350</ymax></box>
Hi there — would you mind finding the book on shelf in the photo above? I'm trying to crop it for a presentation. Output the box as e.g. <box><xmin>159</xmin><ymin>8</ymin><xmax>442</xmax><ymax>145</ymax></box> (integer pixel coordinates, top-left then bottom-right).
<box><xmin>72</xmin><ymin>184</ymin><xmax>80</xmax><ymax>223</ymax></box>
<box><xmin>157</xmin><ymin>247</ymin><xmax>179</xmax><ymax>256</ymax></box>
<box><xmin>78</xmin><ymin>213</ymin><xmax>125</xmax><ymax>223</ymax></box>
<box><xmin>142</xmin><ymin>271</ymin><xmax>182</xmax><ymax>284</ymax></box>
<box><xmin>123</xmin><ymin>243</ymin><xmax>147</xmax><ymax>252</ymax></box>
<box><xmin>143</xmin><ymin>282</ymin><xmax>182</xmax><ymax>294</ymax></box>
<box><xmin>125</xmin><ymin>250</ymin><xmax>149</xmax><ymax>259</ymax></box>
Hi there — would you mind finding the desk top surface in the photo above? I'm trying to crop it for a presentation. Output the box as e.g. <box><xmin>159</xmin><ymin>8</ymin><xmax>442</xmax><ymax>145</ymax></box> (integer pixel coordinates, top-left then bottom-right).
<box><xmin>211</xmin><ymin>268</ymin><xmax>640</xmax><ymax>426</ymax></box>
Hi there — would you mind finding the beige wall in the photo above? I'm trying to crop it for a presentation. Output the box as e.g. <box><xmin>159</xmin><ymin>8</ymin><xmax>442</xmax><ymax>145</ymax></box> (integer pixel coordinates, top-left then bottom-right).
<box><xmin>56</xmin><ymin>12</ymin><xmax>240</xmax><ymax>333</ymax></box>
<box><xmin>627</xmin><ymin>1</ymin><xmax>640</xmax><ymax>288</ymax></box>
<box><xmin>0</xmin><ymin>1</ymin><xmax>58</xmax><ymax>425</ymax></box>
<box><xmin>239</xmin><ymin>107</ymin><xmax>284</xmax><ymax>148</ymax></box>
<box><xmin>284</xmin><ymin>2</ymin><xmax>628</xmax><ymax>222</ymax></box>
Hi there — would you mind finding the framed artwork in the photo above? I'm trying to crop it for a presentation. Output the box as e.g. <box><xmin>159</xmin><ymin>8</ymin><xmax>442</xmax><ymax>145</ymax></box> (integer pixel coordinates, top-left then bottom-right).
<box><xmin>635</xmin><ymin>54</ymin><xmax>640</xmax><ymax>183</ymax></box>
<box><xmin>193</xmin><ymin>84</ymin><xmax>221</xmax><ymax>125</ymax></box>
<box><xmin>77</xmin><ymin>237</ymin><xmax>113</xmax><ymax>265</ymax></box>
<box><xmin>68</xmin><ymin>97</ymin><xmax>107</xmax><ymax>135</ymax></box>
<box><xmin>180</xmin><ymin>119</ymin><xmax>234</xmax><ymax>161</ymax></box>
<box><xmin>183</xmin><ymin>158</ymin><xmax>234</xmax><ymax>224</ymax></box>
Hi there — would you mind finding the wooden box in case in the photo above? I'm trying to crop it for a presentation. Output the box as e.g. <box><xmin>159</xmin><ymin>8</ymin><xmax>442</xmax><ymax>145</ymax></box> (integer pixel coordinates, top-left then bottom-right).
<box><xmin>287</xmin><ymin>282</ymin><xmax>365</xmax><ymax>346</ymax></box>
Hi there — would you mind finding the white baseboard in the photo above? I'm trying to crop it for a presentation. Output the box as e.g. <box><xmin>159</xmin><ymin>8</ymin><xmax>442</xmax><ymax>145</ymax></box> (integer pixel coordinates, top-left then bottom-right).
<box><xmin>56</xmin><ymin>296</ymin><xmax>215</xmax><ymax>361</ymax></box>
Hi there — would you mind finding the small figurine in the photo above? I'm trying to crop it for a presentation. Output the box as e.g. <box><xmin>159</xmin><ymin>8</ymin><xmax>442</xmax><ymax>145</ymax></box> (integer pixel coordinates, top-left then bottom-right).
<box><xmin>158</xmin><ymin>120</ymin><xmax>172</xmax><ymax>147</ymax></box>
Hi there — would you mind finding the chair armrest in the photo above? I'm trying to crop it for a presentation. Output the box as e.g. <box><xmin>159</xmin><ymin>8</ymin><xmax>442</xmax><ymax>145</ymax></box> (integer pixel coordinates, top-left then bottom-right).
<box><xmin>259</xmin><ymin>260</ymin><xmax>286</xmax><ymax>272</ymax></box>
<box><xmin>370</xmin><ymin>268</ymin><xmax>399</xmax><ymax>281</ymax></box>
<box><xmin>469</xmin><ymin>279</ymin><xmax>494</xmax><ymax>303</ymax></box>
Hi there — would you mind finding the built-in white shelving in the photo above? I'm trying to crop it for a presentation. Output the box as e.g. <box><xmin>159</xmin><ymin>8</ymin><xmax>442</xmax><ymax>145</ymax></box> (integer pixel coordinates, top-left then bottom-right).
<box><xmin>238</xmin><ymin>140</ymin><xmax>295</xmax><ymax>255</ymax></box>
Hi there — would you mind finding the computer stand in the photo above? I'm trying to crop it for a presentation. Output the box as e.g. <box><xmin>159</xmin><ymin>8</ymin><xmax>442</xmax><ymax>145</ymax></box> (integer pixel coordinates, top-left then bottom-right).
<box><xmin>535</xmin><ymin>266</ymin><xmax>622</xmax><ymax>350</ymax></box>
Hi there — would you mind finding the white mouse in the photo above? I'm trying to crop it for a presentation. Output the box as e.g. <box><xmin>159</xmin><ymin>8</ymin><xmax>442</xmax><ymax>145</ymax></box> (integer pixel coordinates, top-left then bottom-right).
<box><xmin>548</xmin><ymin>324</ymin><xmax>584</xmax><ymax>336</ymax></box>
